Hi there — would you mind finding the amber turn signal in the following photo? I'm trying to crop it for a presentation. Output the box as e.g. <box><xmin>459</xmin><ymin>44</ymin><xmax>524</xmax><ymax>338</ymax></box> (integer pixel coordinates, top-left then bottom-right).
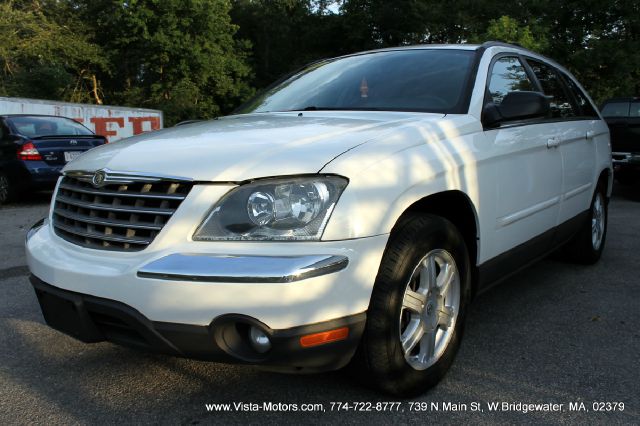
<box><xmin>299</xmin><ymin>327</ymin><xmax>349</xmax><ymax>348</ymax></box>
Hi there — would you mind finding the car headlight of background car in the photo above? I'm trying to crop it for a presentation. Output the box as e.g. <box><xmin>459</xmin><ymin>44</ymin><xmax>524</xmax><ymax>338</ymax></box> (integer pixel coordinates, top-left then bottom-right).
<box><xmin>193</xmin><ymin>176</ymin><xmax>348</xmax><ymax>241</ymax></box>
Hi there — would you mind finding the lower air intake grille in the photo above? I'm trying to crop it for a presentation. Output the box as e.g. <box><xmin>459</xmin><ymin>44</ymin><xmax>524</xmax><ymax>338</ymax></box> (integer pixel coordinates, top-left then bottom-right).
<box><xmin>53</xmin><ymin>174</ymin><xmax>192</xmax><ymax>251</ymax></box>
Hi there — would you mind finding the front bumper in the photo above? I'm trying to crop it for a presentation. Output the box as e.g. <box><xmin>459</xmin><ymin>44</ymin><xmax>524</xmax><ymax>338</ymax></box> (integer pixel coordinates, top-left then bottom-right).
<box><xmin>31</xmin><ymin>276</ymin><xmax>366</xmax><ymax>371</ymax></box>
<box><xmin>26</xmin><ymin>188</ymin><xmax>391</xmax><ymax>370</ymax></box>
<box><xmin>612</xmin><ymin>152</ymin><xmax>640</xmax><ymax>168</ymax></box>
<box><xmin>26</xmin><ymin>220</ymin><xmax>387</xmax><ymax>329</ymax></box>
<box><xmin>26</xmin><ymin>180</ymin><xmax>389</xmax><ymax>369</ymax></box>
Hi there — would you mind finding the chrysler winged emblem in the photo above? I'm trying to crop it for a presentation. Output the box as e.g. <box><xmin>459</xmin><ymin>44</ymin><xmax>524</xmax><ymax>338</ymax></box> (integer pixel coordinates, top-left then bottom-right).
<box><xmin>92</xmin><ymin>170</ymin><xmax>107</xmax><ymax>187</ymax></box>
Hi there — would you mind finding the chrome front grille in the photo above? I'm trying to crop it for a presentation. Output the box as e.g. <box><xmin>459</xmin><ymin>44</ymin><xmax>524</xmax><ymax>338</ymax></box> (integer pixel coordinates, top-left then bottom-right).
<box><xmin>53</xmin><ymin>174</ymin><xmax>192</xmax><ymax>251</ymax></box>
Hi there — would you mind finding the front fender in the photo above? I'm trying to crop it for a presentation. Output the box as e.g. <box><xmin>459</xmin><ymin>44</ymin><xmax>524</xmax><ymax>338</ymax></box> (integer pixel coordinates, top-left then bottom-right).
<box><xmin>321</xmin><ymin>116</ymin><xmax>484</xmax><ymax>241</ymax></box>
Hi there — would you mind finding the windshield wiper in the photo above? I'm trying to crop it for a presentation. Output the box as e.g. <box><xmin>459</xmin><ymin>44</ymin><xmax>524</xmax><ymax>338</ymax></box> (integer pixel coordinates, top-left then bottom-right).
<box><xmin>286</xmin><ymin>106</ymin><xmax>345</xmax><ymax>112</ymax></box>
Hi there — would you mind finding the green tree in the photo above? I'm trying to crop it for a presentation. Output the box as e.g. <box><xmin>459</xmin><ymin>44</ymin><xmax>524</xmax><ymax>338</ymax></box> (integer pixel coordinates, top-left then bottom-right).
<box><xmin>0</xmin><ymin>0</ymin><xmax>105</xmax><ymax>101</ymax></box>
<box><xmin>2</xmin><ymin>0</ymin><xmax>638</xmax><ymax>119</ymax></box>
<box><xmin>543</xmin><ymin>0</ymin><xmax>640</xmax><ymax>103</ymax></box>
<box><xmin>231</xmin><ymin>0</ymin><xmax>345</xmax><ymax>88</ymax></box>
<box><xmin>70</xmin><ymin>0</ymin><xmax>254</xmax><ymax>124</ymax></box>
<box><xmin>480</xmin><ymin>15</ymin><xmax>548</xmax><ymax>51</ymax></box>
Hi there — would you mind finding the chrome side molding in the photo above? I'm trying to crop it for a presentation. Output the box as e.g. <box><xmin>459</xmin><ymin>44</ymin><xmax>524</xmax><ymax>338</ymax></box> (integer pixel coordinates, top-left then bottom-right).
<box><xmin>137</xmin><ymin>253</ymin><xmax>349</xmax><ymax>283</ymax></box>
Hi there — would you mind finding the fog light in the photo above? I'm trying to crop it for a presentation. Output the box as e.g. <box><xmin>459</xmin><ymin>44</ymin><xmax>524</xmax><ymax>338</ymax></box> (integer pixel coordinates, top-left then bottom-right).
<box><xmin>249</xmin><ymin>326</ymin><xmax>271</xmax><ymax>353</ymax></box>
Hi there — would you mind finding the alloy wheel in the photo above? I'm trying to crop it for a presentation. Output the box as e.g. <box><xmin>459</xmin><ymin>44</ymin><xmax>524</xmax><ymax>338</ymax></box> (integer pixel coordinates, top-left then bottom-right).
<box><xmin>399</xmin><ymin>249</ymin><xmax>461</xmax><ymax>370</ymax></box>
<box><xmin>0</xmin><ymin>175</ymin><xmax>9</xmax><ymax>204</ymax></box>
<box><xmin>591</xmin><ymin>192</ymin><xmax>605</xmax><ymax>250</ymax></box>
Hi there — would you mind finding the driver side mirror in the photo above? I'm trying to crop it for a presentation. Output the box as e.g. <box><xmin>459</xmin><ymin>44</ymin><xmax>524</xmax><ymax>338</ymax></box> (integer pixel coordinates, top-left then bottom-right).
<box><xmin>483</xmin><ymin>91</ymin><xmax>550</xmax><ymax>128</ymax></box>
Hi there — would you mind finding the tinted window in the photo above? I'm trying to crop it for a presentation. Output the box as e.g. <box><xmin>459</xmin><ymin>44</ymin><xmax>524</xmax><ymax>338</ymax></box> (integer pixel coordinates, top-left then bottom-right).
<box><xmin>488</xmin><ymin>56</ymin><xmax>534</xmax><ymax>105</ymax></box>
<box><xmin>630</xmin><ymin>102</ymin><xmax>640</xmax><ymax>117</ymax></box>
<box><xmin>561</xmin><ymin>73</ymin><xmax>598</xmax><ymax>117</ymax></box>
<box><xmin>528</xmin><ymin>60</ymin><xmax>576</xmax><ymax>118</ymax></box>
<box><xmin>6</xmin><ymin>116</ymin><xmax>93</xmax><ymax>138</ymax></box>
<box><xmin>238</xmin><ymin>50</ymin><xmax>475</xmax><ymax>114</ymax></box>
<box><xmin>601</xmin><ymin>102</ymin><xmax>630</xmax><ymax>117</ymax></box>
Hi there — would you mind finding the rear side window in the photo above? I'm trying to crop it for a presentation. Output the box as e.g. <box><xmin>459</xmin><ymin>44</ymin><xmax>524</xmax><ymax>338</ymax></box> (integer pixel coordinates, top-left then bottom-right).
<box><xmin>527</xmin><ymin>60</ymin><xmax>576</xmax><ymax>118</ymax></box>
<box><xmin>601</xmin><ymin>102</ymin><xmax>630</xmax><ymax>117</ymax></box>
<box><xmin>5</xmin><ymin>116</ymin><xmax>93</xmax><ymax>138</ymax></box>
<box><xmin>630</xmin><ymin>102</ymin><xmax>640</xmax><ymax>117</ymax></box>
<box><xmin>561</xmin><ymin>74</ymin><xmax>599</xmax><ymax>118</ymax></box>
<box><xmin>488</xmin><ymin>56</ymin><xmax>534</xmax><ymax>105</ymax></box>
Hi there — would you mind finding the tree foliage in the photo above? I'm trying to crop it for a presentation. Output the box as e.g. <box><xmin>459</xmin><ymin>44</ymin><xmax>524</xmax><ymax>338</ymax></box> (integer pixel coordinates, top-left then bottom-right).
<box><xmin>0</xmin><ymin>0</ymin><xmax>105</xmax><ymax>101</ymax></box>
<box><xmin>1</xmin><ymin>0</ymin><xmax>638</xmax><ymax>123</ymax></box>
<box><xmin>480</xmin><ymin>16</ymin><xmax>548</xmax><ymax>51</ymax></box>
<box><xmin>74</xmin><ymin>0</ymin><xmax>253</xmax><ymax>122</ymax></box>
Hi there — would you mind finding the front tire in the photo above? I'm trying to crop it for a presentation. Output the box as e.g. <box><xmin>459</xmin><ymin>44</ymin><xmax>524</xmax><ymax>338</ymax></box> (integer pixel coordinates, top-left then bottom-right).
<box><xmin>0</xmin><ymin>172</ymin><xmax>15</xmax><ymax>205</ymax></box>
<box><xmin>356</xmin><ymin>214</ymin><xmax>471</xmax><ymax>396</ymax></box>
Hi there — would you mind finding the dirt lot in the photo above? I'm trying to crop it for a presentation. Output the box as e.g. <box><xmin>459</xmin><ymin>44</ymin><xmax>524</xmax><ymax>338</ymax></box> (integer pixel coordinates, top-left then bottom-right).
<box><xmin>1</xmin><ymin>187</ymin><xmax>638</xmax><ymax>425</ymax></box>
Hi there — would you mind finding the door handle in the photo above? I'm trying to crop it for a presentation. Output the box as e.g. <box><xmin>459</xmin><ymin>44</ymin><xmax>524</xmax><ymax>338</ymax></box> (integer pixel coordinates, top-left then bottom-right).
<box><xmin>546</xmin><ymin>138</ymin><xmax>560</xmax><ymax>148</ymax></box>
<box><xmin>586</xmin><ymin>130</ymin><xmax>596</xmax><ymax>140</ymax></box>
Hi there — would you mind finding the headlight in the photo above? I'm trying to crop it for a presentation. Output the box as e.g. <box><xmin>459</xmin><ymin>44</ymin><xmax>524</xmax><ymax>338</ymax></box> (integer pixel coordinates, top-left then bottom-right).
<box><xmin>193</xmin><ymin>176</ymin><xmax>348</xmax><ymax>241</ymax></box>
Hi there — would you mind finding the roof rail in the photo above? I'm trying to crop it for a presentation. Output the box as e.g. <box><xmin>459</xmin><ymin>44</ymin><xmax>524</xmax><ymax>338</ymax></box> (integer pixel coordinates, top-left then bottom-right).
<box><xmin>480</xmin><ymin>40</ymin><xmax>537</xmax><ymax>53</ymax></box>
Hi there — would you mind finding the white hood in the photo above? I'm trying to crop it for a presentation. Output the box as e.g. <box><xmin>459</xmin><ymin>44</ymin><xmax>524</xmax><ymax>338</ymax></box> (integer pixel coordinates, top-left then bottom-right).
<box><xmin>65</xmin><ymin>111</ymin><xmax>445</xmax><ymax>181</ymax></box>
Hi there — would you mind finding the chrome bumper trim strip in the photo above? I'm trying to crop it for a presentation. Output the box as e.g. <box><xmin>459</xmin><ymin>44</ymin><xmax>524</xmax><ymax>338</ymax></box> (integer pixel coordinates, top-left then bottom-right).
<box><xmin>137</xmin><ymin>253</ymin><xmax>349</xmax><ymax>283</ymax></box>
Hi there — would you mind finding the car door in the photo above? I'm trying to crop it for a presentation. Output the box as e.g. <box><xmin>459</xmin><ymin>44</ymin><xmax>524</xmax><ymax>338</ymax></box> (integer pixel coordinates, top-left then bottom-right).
<box><xmin>559</xmin><ymin>71</ymin><xmax>606</xmax><ymax>220</ymax></box>
<box><xmin>482</xmin><ymin>55</ymin><xmax>563</xmax><ymax>260</ymax></box>
<box><xmin>524</xmin><ymin>59</ymin><xmax>597</xmax><ymax>229</ymax></box>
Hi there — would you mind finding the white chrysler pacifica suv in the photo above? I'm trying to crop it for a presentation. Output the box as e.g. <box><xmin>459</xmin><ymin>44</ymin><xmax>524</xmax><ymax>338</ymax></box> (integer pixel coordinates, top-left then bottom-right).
<box><xmin>25</xmin><ymin>42</ymin><xmax>611</xmax><ymax>396</ymax></box>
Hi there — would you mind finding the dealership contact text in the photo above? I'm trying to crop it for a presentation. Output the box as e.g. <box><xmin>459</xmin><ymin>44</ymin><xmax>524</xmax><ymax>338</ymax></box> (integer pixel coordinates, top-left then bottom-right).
<box><xmin>205</xmin><ymin>401</ymin><xmax>625</xmax><ymax>414</ymax></box>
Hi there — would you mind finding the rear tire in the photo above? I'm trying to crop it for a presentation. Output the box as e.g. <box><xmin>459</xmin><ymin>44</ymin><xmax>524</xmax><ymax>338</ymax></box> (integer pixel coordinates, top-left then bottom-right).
<box><xmin>354</xmin><ymin>214</ymin><xmax>471</xmax><ymax>396</ymax></box>
<box><xmin>562</xmin><ymin>184</ymin><xmax>608</xmax><ymax>264</ymax></box>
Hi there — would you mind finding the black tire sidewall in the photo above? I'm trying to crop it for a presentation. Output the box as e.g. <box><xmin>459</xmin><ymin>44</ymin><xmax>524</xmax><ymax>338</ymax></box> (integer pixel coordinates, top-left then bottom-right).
<box><xmin>363</xmin><ymin>214</ymin><xmax>472</xmax><ymax>396</ymax></box>
<box><xmin>0</xmin><ymin>172</ymin><xmax>12</xmax><ymax>205</ymax></box>
<box><xmin>588</xmin><ymin>186</ymin><xmax>608</xmax><ymax>260</ymax></box>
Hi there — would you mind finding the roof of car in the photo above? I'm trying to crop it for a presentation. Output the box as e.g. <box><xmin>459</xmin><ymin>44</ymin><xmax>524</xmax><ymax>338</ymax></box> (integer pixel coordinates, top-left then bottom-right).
<box><xmin>0</xmin><ymin>114</ymin><xmax>78</xmax><ymax>119</ymax></box>
<box><xmin>353</xmin><ymin>41</ymin><xmax>535</xmax><ymax>54</ymax></box>
<box><xmin>332</xmin><ymin>41</ymin><xmax>555</xmax><ymax>68</ymax></box>
<box><xmin>366</xmin><ymin>44</ymin><xmax>480</xmax><ymax>52</ymax></box>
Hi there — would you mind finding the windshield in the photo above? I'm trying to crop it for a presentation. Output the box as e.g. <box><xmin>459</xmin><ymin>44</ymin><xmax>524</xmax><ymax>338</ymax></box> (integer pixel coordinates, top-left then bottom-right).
<box><xmin>238</xmin><ymin>49</ymin><xmax>476</xmax><ymax>114</ymax></box>
<box><xmin>6</xmin><ymin>116</ymin><xmax>94</xmax><ymax>138</ymax></box>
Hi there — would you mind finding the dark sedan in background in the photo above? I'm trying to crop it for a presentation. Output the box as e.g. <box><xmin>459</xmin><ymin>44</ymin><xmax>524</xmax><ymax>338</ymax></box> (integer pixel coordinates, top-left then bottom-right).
<box><xmin>601</xmin><ymin>97</ymin><xmax>640</xmax><ymax>185</ymax></box>
<box><xmin>0</xmin><ymin>115</ymin><xmax>106</xmax><ymax>204</ymax></box>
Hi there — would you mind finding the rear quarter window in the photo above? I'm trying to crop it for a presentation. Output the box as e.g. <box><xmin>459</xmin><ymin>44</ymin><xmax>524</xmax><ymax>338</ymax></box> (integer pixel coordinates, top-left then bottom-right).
<box><xmin>560</xmin><ymin>73</ymin><xmax>599</xmax><ymax>118</ymax></box>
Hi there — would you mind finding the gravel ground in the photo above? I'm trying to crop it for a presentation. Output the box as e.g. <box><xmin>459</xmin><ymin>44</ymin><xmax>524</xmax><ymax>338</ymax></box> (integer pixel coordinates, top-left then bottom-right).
<box><xmin>0</xmin><ymin>187</ymin><xmax>638</xmax><ymax>425</ymax></box>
